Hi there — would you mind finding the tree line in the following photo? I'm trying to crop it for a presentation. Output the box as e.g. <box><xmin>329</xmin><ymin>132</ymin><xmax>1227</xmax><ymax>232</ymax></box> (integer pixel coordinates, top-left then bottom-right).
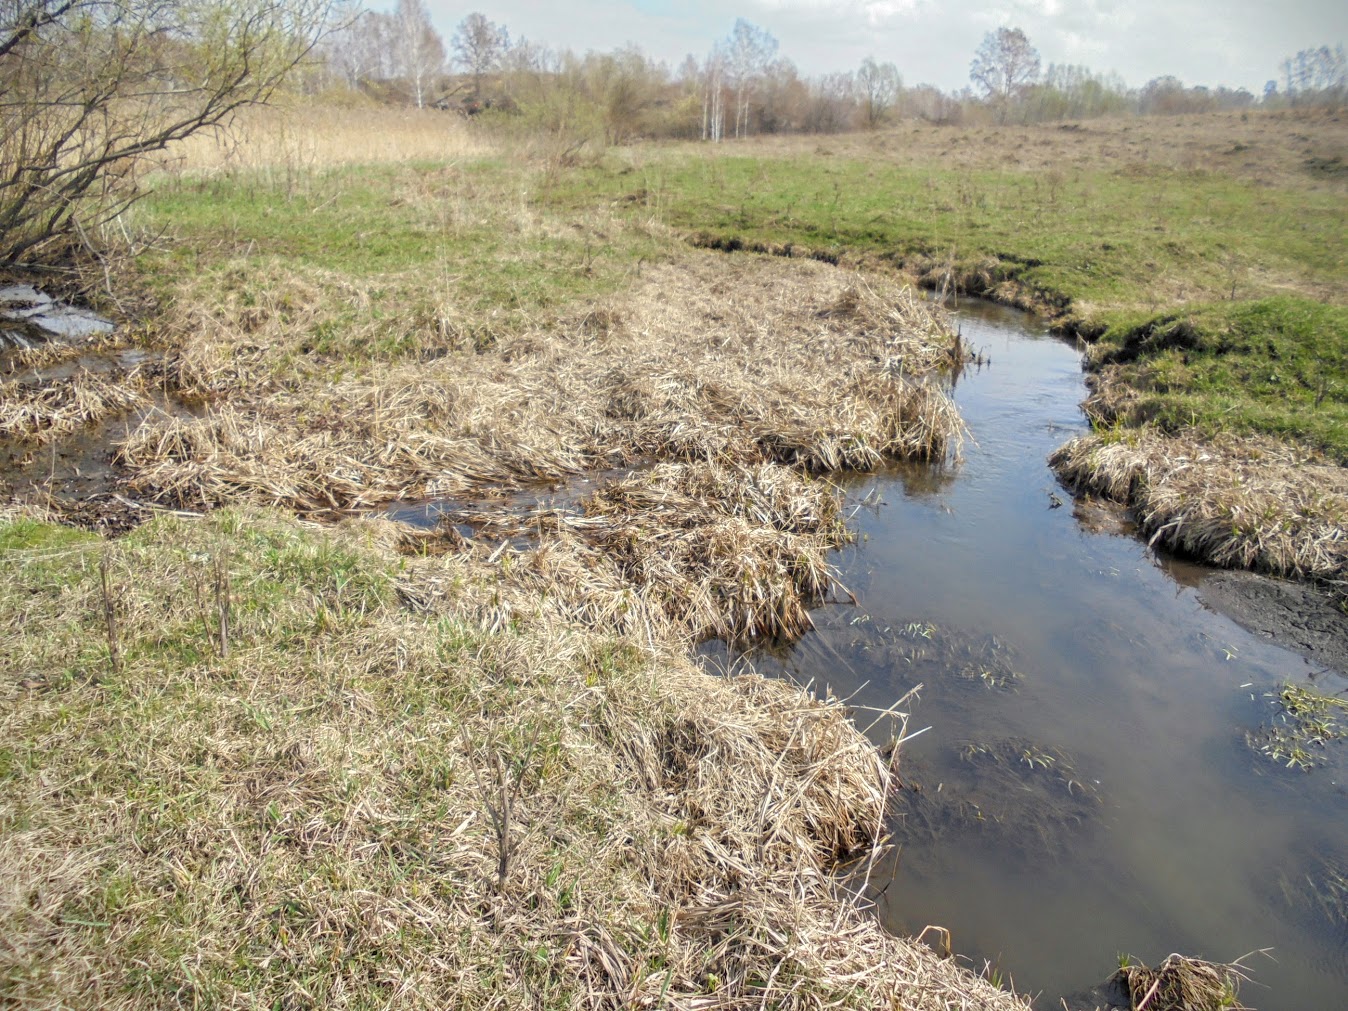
<box><xmin>310</xmin><ymin>9</ymin><xmax>1347</xmax><ymax>137</ymax></box>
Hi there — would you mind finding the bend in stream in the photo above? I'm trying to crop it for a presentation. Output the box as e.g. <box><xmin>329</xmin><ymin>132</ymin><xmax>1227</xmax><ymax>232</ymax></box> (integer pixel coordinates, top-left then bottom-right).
<box><xmin>701</xmin><ymin>300</ymin><xmax>1347</xmax><ymax>1009</ymax></box>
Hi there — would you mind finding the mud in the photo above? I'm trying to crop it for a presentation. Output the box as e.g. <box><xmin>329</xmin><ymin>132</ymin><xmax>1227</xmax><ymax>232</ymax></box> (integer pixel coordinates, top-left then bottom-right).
<box><xmin>1190</xmin><ymin>569</ymin><xmax>1348</xmax><ymax>676</ymax></box>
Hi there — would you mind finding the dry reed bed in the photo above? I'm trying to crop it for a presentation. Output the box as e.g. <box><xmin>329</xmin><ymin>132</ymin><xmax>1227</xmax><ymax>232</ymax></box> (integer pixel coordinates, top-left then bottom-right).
<box><xmin>0</xmin><ymin>370</ymin><xmax>149</xmax><ymax>442</ymax></box>
<box><xmin>117</xmin><ymin>255</ymin><xmax>963</xmax><ymax>515</ymax></box>
<box><xmin>1051</xmin><ymin>429</ymin><xmax>1348</xmax><ymax>581</ymax></box>
<box><xmin>429</xmin><ymin>460</ymin><xmax>852</xmax><ymax>642</ymax></box>
<box><xmin>150</xmin><ymin>102</ymin><xmax>495</xmax><ymax>179</ymax></box>
<box><xmin>0</xmin><ymin>507</ymin><xmax>1028</xmax><ymax>1010</ymax></box>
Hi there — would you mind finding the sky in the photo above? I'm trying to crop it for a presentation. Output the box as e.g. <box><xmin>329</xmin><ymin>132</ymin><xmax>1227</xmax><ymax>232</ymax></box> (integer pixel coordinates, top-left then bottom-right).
<box><xmin>412</xmin><ymin>0</ymin><xmax>1348</xmax><ymax>95</ymax></box>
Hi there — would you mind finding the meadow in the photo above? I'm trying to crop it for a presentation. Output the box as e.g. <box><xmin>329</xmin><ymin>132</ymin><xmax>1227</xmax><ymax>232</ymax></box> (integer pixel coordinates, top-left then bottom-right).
<box><xmin>1</xmin><ymin>101</ymin><xmax>1342</xmax><ymax>1009</ymax></box>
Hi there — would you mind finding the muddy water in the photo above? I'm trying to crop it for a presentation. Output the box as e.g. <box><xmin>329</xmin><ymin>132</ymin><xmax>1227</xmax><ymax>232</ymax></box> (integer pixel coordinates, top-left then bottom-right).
<box><xmin>708</xmin><ymin>302</ymin><xmax>1348</xmax><ymax>1008</ymax></box>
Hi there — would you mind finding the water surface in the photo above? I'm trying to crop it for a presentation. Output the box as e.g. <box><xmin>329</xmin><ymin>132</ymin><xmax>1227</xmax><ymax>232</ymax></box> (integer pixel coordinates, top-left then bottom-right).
<box><xmin>713</xmin><ymin>301</ymin><xmax>1348</xmax><ymax>1008</ymax></box>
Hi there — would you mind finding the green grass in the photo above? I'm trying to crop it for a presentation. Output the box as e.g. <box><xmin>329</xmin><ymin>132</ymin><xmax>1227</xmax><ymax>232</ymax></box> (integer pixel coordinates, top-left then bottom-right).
<box><xmin>1088</xmin><ymin>297</ymin><xmax>1348</xmax><ymax>457</ymax></box>
<box><xmin>545</xmin><ymin>152</ymin><xmax>1346</xmax><ymax>311</ymax></box>
<box><xmin>136</xmin><ymin>161</ymin><xmax>664</xmax><ymax>334</ymax></box>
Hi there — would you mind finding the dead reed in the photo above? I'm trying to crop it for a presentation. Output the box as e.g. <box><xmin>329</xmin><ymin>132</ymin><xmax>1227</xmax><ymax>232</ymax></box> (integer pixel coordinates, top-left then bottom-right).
<box><xmin>1051</xmin><ymin>429</ymin><xmax>1348</xmax><ymax>582</ymax></box>
<box><xmin>150</xmin><ymin>101</ymin><xmax>496</xmax><ymax>179</ymax></box>
<box><xmin>0</xmin><ymin>507</ymin><xmax>1029</xmax><ymax>1010</ymax></box>
<box><xmin>1114</xmin><ymin>953</ymin><xmax>1253</xmax><ymax>1011</ymax></box>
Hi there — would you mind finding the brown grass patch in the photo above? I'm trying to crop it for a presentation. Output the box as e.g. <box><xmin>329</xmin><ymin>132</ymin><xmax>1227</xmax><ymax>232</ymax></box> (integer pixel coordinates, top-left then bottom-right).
<box><xmin>117</xmin><ymin>253</ymin><xmax>965</xmax><ymax>513</ymax></box>
<box><xmin>432</xmin><ymin>460</ymin><xmax>851</xmax><ymax>643</ymax></box>
<box><xmin>1051</xmin><ymin>429</ymin><xmax>1348</xmax><ymax>581</ymax></box>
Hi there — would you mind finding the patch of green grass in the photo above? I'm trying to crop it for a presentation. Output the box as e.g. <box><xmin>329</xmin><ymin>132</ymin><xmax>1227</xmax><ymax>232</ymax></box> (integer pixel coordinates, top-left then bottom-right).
<box><xmin>546</xmin><ymin>153</ymin><xmax>1346</xmax><ymax>311</ymax></box>
<box><xmin>1090</xmin><ymin>297</ymin><xmax>1348</xmax><ymax>457</ymax></box>
<box><xmin>135</xmin><ymin>161</ymin><xmax>665</xmax><ymax>336</ymax></box>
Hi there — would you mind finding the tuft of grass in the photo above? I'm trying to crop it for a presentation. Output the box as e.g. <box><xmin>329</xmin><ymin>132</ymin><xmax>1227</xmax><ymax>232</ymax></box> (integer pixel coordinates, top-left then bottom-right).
<box><xmin>1112</xmin><ymin>953</ymin><xmax>1253</xmax><ymax>1011</ymax></box>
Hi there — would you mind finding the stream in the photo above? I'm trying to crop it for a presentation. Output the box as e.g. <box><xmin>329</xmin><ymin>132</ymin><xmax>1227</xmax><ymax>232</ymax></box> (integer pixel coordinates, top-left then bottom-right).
<box><xmin>702</xmin><ymin>300</ymin><xmax>1348</xmax><ymax>1008</ymax></box>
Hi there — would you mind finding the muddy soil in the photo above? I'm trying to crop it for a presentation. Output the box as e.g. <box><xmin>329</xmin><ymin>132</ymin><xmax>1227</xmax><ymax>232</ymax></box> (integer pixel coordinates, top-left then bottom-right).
<box><xmin>1193</xmin><ymin>571</ymin><xmax>1348</xmax><ymax>676</ymax></box>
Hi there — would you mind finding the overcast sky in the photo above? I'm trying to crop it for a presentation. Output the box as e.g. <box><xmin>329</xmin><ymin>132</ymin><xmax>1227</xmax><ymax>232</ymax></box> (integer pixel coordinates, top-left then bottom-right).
<box><xmin>410</xmin><ymin>0</ymin><xmax>1348</xmax><ymax>94</ymax></box>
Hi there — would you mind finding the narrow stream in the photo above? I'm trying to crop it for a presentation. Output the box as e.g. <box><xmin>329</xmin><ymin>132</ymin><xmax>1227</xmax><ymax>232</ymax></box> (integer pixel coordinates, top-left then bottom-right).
<box><xmin>706</xmin><ymin>301</ymin><xmax>1348</xmax><ymax>1008</ymax></box>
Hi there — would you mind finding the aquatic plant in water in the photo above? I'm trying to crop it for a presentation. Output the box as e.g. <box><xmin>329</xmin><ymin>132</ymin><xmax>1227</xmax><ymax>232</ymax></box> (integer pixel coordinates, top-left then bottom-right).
<box><xmin>1250</xmin><ymin>682</ymin><xmax>1348</xmax><ymax>771</ymax></box>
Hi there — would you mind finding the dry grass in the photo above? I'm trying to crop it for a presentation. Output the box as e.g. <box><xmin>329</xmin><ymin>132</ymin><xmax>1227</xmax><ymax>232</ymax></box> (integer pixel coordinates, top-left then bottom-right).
<box><xmin>0</xmin><ymin>369</ymin><xmax>149</xmax><ymax>442</ymax></box>
<box><xmin>707</xmin><ymin>107</ymin><xmax>1348</xmax><ymax>191</ymax></box>
<box><xmin>430</xmin><ymin>460</ymin><xmax>852</xmax><ymax>643</ymax></box>
<box><xmin>0</xmin><ymin>507</ymin><xmax>1029</xmax><ymax>1011</ymax></box>
<box><xmin>150</xmin><ymin>102</ymin><xmax>496</xmax><ymax>178</ymax></box>
<box><xmin>1051</xmin><ymin>429</ymin><xmax>1348</xmax><ymax>582</ymax></box>
<box><xmin>116</xmin><ymin>253</ymin><xmax>965</xmax><ymax>514</ymax></box>
<box><xmin>1113</xmin><ymin>953</ymin><xmax>1253</xmax><ymax>1011</ymax></box>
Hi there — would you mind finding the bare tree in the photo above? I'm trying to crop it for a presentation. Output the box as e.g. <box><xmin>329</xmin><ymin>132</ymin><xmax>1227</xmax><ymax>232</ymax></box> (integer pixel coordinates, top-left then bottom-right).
<box><xmin>451</xmin><ymin>11</ymin><xmax>508</xmax><ymax>99</ymax></box>
<box><xmin>969</xmin><ymin>26</ymin><xmax>1040</xmax><ymax>122</ymax></box>
<box><xmin>0</xmin><ymin>0</ymin><xmax>335</xmax><ymax>266</ymax></box>
<box><xmin>726</xmin><ymin>18</ymin><xmax>776</xmax><ymax>138</ymax></box>
<box><xmin>856</xmin><ymin>56</ymin><xmax>901</xmax><ymax>128</ymax></box>
<box><xmin>1283</xmin><ymin>45</ymin><xmax>1347</xmax><ymax>106</ymax></box>
<box><xmin>394</xmin><ymin>0</ymin><xmax>443</xmax><ymax>108</ymax></box>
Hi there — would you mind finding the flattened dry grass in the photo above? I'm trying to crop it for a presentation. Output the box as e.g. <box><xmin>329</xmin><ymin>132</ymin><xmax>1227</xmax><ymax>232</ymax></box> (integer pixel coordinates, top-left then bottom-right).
<box><xmin>118</xmin><ymin>253</ymin><xmax>965</xmax><ymax>513</ymax></box>
<box><xmin>0</xmin><ymin>508</ymin><xmax>1029</xmax><ymax>1011</ymax></box>
<box><xmin>441</xmin><ymin>460</ymin><xmax>852</xmax><ymax>643</ymax></box>
<box><xmin>1051</xmin><ymin>429</ymin><xmax>1348</xmax><ymax>583</ymax></box>
<box><xmin>0</xmin><ymin>370</ymin><xmax>149</xmax><ymax>443</ymax></box>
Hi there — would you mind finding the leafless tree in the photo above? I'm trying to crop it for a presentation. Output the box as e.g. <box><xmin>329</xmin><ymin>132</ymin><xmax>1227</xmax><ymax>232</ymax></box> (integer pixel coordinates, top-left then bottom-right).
<box><xmin>726</xmin><ymin>18</ymin><xmax>776</xmax><ymax>138</ymax></box>
<box><xmin>1283</xmin><ymin>45</ymin><xmax>1347</xmax><ymax>106</ymax></box>
<box><xmin>451</xmin><ymin>11</ymin><xmax>508</xmax><ymax>99</ymax></box>
<box><xmin>0</xmin><ymin>0</ymin><xmax>335</xmax><ymax>266</ymax></box>
<box><xmin>969</xmin><ymin>26</ymin><xmax>1040</xmax><ymax>123</ymax></box>
<box><xmin>394</xmin><ymin>0</ymin><xmax>443</xmax><ymax>108</ymax></box>
<box><xmin>856</xmin><ymin>56</ymin><xmax>901</xmax><ymax>128</ymax></box>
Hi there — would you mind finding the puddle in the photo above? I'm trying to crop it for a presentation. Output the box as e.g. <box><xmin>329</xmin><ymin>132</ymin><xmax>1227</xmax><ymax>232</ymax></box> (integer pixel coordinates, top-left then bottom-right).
<box><xmin>704</xmin><ymin>300</ymin><xmax>1348</xmax><ymax>1009</ymax></box>
<box><xmin>0</xmin><ymin>283</ymin><xmax>115</xmax><ymax>349</ymax></box>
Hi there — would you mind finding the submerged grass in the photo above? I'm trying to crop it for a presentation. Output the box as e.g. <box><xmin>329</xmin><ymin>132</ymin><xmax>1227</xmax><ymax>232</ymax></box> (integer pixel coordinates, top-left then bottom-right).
<box><xmin>1250</xmin><ymin>682</ymin><xmax>1348</xmax><ymax>771</ymax></box>
<box><xmin>0</xmin><ymin>507</ymin><xmax>1030</xmax><ymax>1010</ymax></box>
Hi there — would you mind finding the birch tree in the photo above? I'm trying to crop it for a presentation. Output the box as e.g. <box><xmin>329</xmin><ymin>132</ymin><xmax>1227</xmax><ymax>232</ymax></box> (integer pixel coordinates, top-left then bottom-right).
<box><xmin>969</xmin><ymin>26</ymin><xmax>1040</xmax><ymax>123</ymax></box>
<box><xmin>394</xmin><ymin>0</ymin><xmax>443</xmax><ymax>108</ymax></box>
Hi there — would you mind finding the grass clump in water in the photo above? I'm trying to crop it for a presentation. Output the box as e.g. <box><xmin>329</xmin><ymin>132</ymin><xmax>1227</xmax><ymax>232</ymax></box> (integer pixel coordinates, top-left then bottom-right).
<box><xmin>1249</xmin><ymin>682</ymin><xmax>1348</xmax><ymax>771</ymax></box>
<box><xmin>1112</xmin><ymin>953</ymin><xmax>1253</xmax><ymax>1011</ymax></box>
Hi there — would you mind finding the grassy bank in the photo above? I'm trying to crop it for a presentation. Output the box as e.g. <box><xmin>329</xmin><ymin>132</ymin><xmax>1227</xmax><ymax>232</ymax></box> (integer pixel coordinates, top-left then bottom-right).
<box><xmin>0</xmin><ymin>507</ymin><xmax>1026</xmax><ymax>1009</ymax></box>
